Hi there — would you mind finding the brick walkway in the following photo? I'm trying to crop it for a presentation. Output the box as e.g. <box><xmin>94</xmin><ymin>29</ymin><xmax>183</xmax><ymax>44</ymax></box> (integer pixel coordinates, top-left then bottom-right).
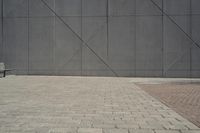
<box><xmin>0</xmin><ymin>76</ymin><xmax>199</xmax><ymax>133</ymax></box>
<box><xmin>138</xmin><ymin>83</ymin><xmax>200</xmax><ymax>128</ymax></box>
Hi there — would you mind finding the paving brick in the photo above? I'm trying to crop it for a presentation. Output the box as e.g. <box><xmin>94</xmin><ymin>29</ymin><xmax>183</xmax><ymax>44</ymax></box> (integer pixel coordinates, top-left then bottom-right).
<box><xmin>129</xmin><ymin>129</ymin><xmax>154</xmax><ymax>133</ymax></box>
<box><xmin>48</xmin><ymin>128</ymin><xmax>77</xmax><ymax>133</ymax></box>
<box><xmin>103</xmin><ymin>129</ymin><xmax>128</xmax><ymax>133</ymax></box>
<box><xmin>78</xmin><ymin>128</ymin><xmax>102</xmax><ymax>133</ymax></box>
<box><xmin>181</xmin><ymin>130</ymin><xmax>200</xmax><ymax>133</ymax></box>
<box><xmin>139</xmin><ymin>83</ymin><xmax>200</xmax><ymax>128</ymax></box>
<box><xmin>155</xmin><ymin>130</ymin><xmax>181</xmax><ymax>133</ymax></box>
<box><xmin>116</xmin><ymin>123</ymin><xmax>140</xmax><ymax>129</ymax></box>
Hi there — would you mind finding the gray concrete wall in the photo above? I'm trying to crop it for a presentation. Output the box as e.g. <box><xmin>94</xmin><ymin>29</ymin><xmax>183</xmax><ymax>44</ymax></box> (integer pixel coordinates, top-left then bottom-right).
<box><xmin>1</xmin><ymin>0</ymin><xmax>200</xmax><ymax>77</ymax></box>
<box><xmin>0</xmin><ymin>0</ymin><xmax>2</xmax><ymax>62</ymax></box>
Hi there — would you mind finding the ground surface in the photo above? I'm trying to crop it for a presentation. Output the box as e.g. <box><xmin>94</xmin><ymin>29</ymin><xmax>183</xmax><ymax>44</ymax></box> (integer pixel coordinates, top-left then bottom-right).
<box><xmin>138</xmin><ymin>82</ymin><xmax>200</xmax><ymax>128</ymax></box>
<box><xmin>0</xmin><ymin>76</ymin><xmax>200</xmax><ymax>133</ymax></box>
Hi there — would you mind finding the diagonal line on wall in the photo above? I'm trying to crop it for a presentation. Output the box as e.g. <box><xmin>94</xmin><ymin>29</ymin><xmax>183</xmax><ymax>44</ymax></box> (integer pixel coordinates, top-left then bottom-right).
<box><xmin>163</xmin><ymin>50</ymin><xmax>190</xmax><ymax>74</ymax></box>
<box><xmin>58</xmin><ymin>48</ymin><xmax>81</xmax><ymax>71</ymax></box>
<box><xmin>150</xmin><ymin>0</ymin><xmax>200</xmax><ymax>49</ymax></box>
<box><xmin>58</xmin><ymin>22</ymin><xmax>107</xmax><ymax>70</ymax></box>
<box><xmin>150</xmin><ymin>0</ymin><xmax>200</xmax><ymax>74</ymax></box>
<box><xmin>40</xmin><ymin>0</ymin><xmax>118</xmax><ymax>77</ymax></box>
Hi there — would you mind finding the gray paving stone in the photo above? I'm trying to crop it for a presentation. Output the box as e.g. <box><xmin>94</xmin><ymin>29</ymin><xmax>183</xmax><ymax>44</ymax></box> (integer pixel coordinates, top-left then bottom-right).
<box><xmin>181</xmin><ymin>130</ymin><xmax>200</xmax><ymax>133</ymax></box>
<box><xmin>78</xmin><ymin>128</ymin><xmax>102</xmax><ymax>133</ymax></box>
<box><xmin>155</xmin><ymin>130</ymin><xmax>181</xmax><ymax>133</ymax></box>
<box><xmin>103</xmin><ymin>129</ymin><xmax>128</xmax><ymax>133</ymax></box>
<box><xmin>0</xmin><ymin>76</ymin><xmax>199</xmax><ymax>133</ymax></box>
<box><xmin>48</xmin><ymin>128</ymin><xmax>77</xmax><ymax>133</ymax></box>
<box><xmin>129</xmin><ymin>129</ymin><xmax>154</xmax><ymax>133</ymax></box>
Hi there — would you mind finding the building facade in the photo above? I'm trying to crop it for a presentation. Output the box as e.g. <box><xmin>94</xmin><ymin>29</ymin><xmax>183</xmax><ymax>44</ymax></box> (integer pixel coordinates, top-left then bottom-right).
<box><xmin>0</xmin><ymin>0</ymin><xmax>200</xmax><ymax>77</ymax></box>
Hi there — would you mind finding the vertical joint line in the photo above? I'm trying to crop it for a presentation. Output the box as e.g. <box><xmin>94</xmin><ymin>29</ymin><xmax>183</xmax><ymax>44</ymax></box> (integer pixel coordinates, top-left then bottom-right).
<box><xmin>134</xmin><ymin>0</ymin><xmax>136</xmax><ymax>76</ymax></box>
<box><xmin>81</xmin><ymin>0</ymin><xmax>83</xmax><ymax>76</ymax></box>
<box><xmin>2</xmin><ymin>0</ymin><xmax>4</xmax><ymax>62</ymax></box>
<box><xmin>27</xmin><ymin>0</ymin><xmax>30</xmax><ymax>74</ymax></box>
<box><xmin>189</xmin><ymin>0</ymin><xmax>192</xmax><ymax>78</ymax></box>
<box><xmin>53</xmin><ymin>0</ymin><xmax>56</xmax><ymax>75</ymax></box>
<box><xmin>189</xmin><ymin>0</ymin><xmax>192</xmax><ymax>37</ymax></box>
<box><xmin>106</xmin><ymin>0</ymin><xmax>109</xmax><ymax>59</ymax></box>
<box><xmin>162</xmin><ymin>0</ymin><xmax>164</xmax><ymax>77</ymax></box>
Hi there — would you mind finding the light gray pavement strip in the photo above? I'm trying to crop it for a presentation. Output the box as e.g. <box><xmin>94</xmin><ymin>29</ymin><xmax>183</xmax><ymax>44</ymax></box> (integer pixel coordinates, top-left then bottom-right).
<box><xmin>0</xmin><ymin>76</ymin><xmax>200</xmax><ymax>133</ymax></box>
<box><xmin>130</xmin><ymin>78</ymin><xmax>200</xmax><ymax>85</ymax></box>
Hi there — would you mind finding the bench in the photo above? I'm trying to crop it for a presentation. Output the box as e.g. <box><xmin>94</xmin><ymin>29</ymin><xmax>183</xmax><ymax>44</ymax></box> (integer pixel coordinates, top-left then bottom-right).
<box><xmin>0</xmin><ymin>63</ymin><xmax>12</xmax><ymax>77</ymax></box>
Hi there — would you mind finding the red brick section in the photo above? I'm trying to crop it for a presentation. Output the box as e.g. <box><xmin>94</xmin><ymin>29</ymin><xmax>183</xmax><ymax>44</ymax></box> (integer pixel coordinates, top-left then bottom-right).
<box><xmin>137</xmin><ymin>83</ymin><xmax>200</xmax><ymax>127</ymax></box>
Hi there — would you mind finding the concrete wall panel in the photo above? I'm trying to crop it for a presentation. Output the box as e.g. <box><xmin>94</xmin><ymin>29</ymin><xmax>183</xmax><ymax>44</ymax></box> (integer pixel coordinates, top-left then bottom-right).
<box><xmin>0</xmin><ymin>0</ymin><xmax>1</xmax><ymax>17</ymax></box>
<box><xmin>169</xmin><ymin>16</ymin><xmax>191</xmax><ymax>35</ymax></box>
<box><xmin>29</xmin><ymin>0</ymin><xmax>55</xmax><ymax>17</ymax></box>
<box><xmin>55</xmin><ymin>0</ymin><xmax>81</xmax><ymax>17</ymax></box>
<box><xmin>109</xmin><ymin>0</ymin><xmax>135</xmax><ymax>16</ymax></box>
<box><xmin>55</xmin><ymin>17</ymin><xmax>82</xmax><ymax>75</ymax></box>
<box><xmin>109</xmin><ymin>17</ymin><xmax>135</xmax><ymax>76</ymax></box>
<box><xmin>82</xmin><ymin>45</ymin><xmax>114</xmax><ymax>76</ymax></box>
<box><xmin>82</xmin><ymin>17</ymin><xmax>107</xmax><ymax>59</ymax></box>
<box><xmin>192</xmin><ymin>0</ymin><xmax>200</xmax><ymax>14</ymax></box>
<box><xmin>4</xmin><ymin>18</ymin><xmax>28</xmax><ymax>74</ymax></box>
<box><xmin>192</xmin><ymin>16</ymin><xmax>200</xmax><ymax>45</ymax></box>
<box><xmin>191</xmin><ymin>47</ymin><xmax>200</xmax><ymax>78</ymax></box>
<box><xmin>82</xmin><ymin>17</ymin><xmax>111</xmax><ymax>76</ymax></box>
<box><xmin>136</xmin><ymin>16</ymin><xmax>163</xmax><ymax>77</ymax></box>
<box><xmin>152</xmin><ymin>0</ymin><xmax>162</xmax><ymax>8</ymax></box>
<box><xmin>192</xmin><ymin>15</ymin><xmax>200</xmax><ymax>77</ymax></box>
<box><xmin>3</xmin><ymin>0</ymin><xmax>28</xmax><ymax>18</ymax></box>
<box><xmin>29</xmin><ymin>18</ymin><xmax>54</xmax><ymax>75</ymax></box>
<box><xmin>136</xmin><ymin>0</ymin><xmax>162</xmax><ymax>15</ymax></box>
<box><xmin>83</xmin><ymin>0</ymin><xmax>107</xmax><ymax>16</ymax></box>
<box><xmin>164</xmin><ymin>17</ymin><xmax>191</xmax><ymax>77</ymax></box>
<box><xmin>163</xmin><ymin>0</ymin><xmax>190</xmax><ymax>15</ymax></box>
<box><xmin>3</xmin><ymin>19</ymin><xmax>15</xmax><ymax>72</ymax></box>
<box><xmin>0</xmin><ymin>0</ymin><xmax>2</xmax><ymax>62</ymax></box>
<box><xmin>0</xmin><ymin>19</ymin><xmax>2</xmax><ymax>62</ymax></box>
